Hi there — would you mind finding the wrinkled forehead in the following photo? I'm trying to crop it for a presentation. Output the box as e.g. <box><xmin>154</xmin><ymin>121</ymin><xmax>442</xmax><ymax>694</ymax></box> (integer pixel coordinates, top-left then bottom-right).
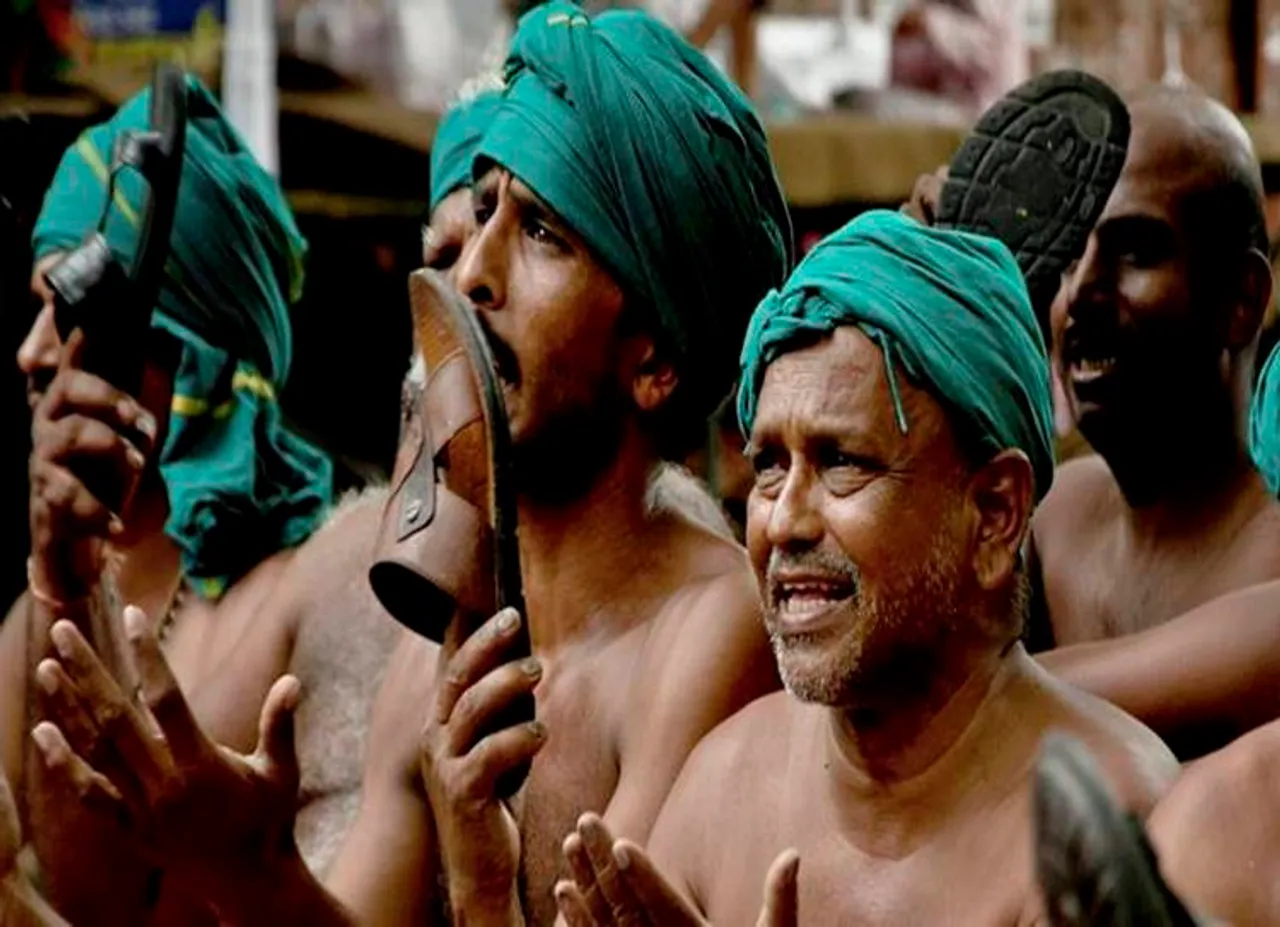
<box><xmin>750</xmin><ymin>326</ymin><xmax>953</xmax><ymax>458</ymax></box>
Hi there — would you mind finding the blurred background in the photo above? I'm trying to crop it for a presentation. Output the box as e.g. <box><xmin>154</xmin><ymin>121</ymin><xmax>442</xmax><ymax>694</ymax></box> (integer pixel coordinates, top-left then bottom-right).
<box><xmin>4</xmin><ymin>0</ymin><xmax>1280</xmax><ymax>606</ymax></box>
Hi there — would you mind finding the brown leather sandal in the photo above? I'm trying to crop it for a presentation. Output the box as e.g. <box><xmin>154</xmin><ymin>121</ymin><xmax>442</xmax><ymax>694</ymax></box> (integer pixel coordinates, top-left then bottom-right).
<box><xmin>369</xmin><ymin>269</ymin><xmax>533</xmax><ymax>795</ymax></box>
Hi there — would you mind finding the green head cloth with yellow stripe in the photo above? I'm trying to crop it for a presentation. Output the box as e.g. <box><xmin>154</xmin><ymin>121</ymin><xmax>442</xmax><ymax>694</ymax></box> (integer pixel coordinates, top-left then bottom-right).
<box><xmin>32</xmin><ymin>75</ymin><xmax>333</xmax><ymax>600</ymax></box>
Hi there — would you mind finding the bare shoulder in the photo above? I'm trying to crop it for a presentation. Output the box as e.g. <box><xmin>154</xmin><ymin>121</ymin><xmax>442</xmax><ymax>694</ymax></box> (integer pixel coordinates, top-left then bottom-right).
<box><xmin>1033</xmin><ymin>454</ymin><xmax>1118</xmax><ymax>542</ymax></box>
<box><xmin>290</xmin><ymin>486</ymin><xmax>390</xmax><ymax>577</ymax></box>
<box><xmin>680</xmin><ymin>692</ymin><xmax>798</xmax><ymax>787</ymax></box>
<box><xmin>1036</xmin><ymin>667</ymin><xmax>1179</xmax><ymax>813</ymax></box>
<box><xmin>649</xmin><ymin>693</ymin><xmax>795</xmax><ymax>839</ymax></box>
<box><xmin>1228</xmin><ymin>492</ymin><xmax>1280</xmax><ymax>577</ymax></box>
<box><xmin>260</xmin><ymin>487</ymin><xmax>390</xmax><ymax>621</ymax></box>
<box><xmin>1148</xmin><ymin>720</ymin><xmax>1280</xmax><ymax>924</ymax></box>
<box><xmin>638</xmin><ymin>523</ymin><xmax>778</xmax><ymax>714</ymax></box>
<box><xmin>285</xmin><ymin>484</ymin><xmax>401</xmax><ymax>670</ymax></box>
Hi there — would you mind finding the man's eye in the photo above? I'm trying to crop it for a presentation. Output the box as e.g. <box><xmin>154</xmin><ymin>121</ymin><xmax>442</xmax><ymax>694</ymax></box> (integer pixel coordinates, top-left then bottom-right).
<box><xmin>525</xmin><ymin>218</ymin><xmax>567</xmax><ymax>250</ymax></box>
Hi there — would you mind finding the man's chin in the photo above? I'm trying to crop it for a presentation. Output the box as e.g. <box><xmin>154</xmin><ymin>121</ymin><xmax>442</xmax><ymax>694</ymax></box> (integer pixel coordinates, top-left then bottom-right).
<box><xmin>773</xmin><ymin>642</ymin><xmax>861</xmax><ymax>707</ymax></box>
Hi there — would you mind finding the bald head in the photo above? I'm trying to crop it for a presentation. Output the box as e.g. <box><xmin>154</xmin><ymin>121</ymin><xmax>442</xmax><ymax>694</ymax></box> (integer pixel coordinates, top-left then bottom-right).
<box><xmin>1055</xmin><ymin>86</ymin><xmax>1273</xmax><ymax>462</ymax></box>
<box><xmin>1126</xmin><ymin>86</ymin><xmax>1267</xmax><ymax>257</ymax></box>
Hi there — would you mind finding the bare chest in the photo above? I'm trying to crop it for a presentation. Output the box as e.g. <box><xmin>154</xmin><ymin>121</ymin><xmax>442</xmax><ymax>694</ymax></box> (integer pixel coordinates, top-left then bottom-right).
<box><xmin>703</xmin><ymin>784</ymin><xmax>1038</xmax><ymax>927</ymax></box>
<box><xmin>1044</xmin><ymin>521</ymin><xmax>1280</xmax><ymax>645</ymax></box>
<box><xmin>288</xmin><ymin>573</ymin><xmax>403</xmax><ymax>871</ymax></box>
<box><xmin>514</xmin><ymin>643</ymin><xmax>639</xmax><ymax>926</ymax></box>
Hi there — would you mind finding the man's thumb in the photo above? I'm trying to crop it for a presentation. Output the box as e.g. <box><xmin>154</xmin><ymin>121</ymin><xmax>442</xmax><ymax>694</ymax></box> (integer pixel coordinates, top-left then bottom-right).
<box><xmin>757</xmin><ymin>848</ymin><xmax>799</xmax><ymax>927</ymax></box>
<box><xmin>256</xmin><ymin>674</ymin><xmax>302</xmax><ymax>786</ymax></box>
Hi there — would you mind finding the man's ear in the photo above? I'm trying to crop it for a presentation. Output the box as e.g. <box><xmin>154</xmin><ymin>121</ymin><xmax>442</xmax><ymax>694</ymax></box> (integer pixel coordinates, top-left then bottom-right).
<box><xmin>967</xmin><ymin>449</ymin><xmax>1035</xmax><ymax>592</ymax></box>
<box><xmin>1227</xmin><ymin>248</ymin><xmax>1273</xmax><ymax>351</ymax></box>
<box><xmin>631</xmin><ymin>340</ymin><xmax>679</xmax><ymax>413</ymax></box>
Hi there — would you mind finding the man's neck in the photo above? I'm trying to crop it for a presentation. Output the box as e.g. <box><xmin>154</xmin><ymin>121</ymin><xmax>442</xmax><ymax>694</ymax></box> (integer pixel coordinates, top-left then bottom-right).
<box><xmin>1095</xmin><ymin>373</ymin><xmax>1262</xmax><ymax>521</ymax></box>
<box><xmin>517</xmin><ymin>429</ymin><xmax>666</xmax><ymax>651</ymax></box>
<box><xmin>821</xmin><ymin>643</ymin><xmax>1037</xmax><ymax>857</ymax></box>
<box><xmin>1101</xmin><ymin>417</ymin><xmax>1268</xmax><ymax>540</ymax></box>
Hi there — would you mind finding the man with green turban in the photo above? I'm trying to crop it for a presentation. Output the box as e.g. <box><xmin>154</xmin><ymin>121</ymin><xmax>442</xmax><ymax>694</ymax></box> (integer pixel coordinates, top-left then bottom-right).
<box><xmin>3</xmin><ymin>74</ymin><xmax>331</xmax><ymax>924</ymax></box>
<box><xmin>553</xmin><ymin>210</ymin><xmax>1177</xmax><ymax>925</ymax></box>
<box><xmin>21</xmin><ymin>5</ymin><xmax>792</xmax><ymax>925</ymax></box>
<box><xmin>421</xmin><ymin>86</ymin><xmax>502</xmax><ymax>273</ymax></box>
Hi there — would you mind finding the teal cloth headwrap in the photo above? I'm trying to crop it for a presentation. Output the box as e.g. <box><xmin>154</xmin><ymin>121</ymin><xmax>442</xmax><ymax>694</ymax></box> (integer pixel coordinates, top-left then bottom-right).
<box><xmin>476</xmin><ymin>1</ymin><xmax>793</xmax><ymax>416</ymax></box>
<box><xmin>431</xmin><ymin>90</ymin><xmax>501</xmax><ymax>213</ymax></box>
<box><xmin>32</xmin><ymin>75</ymin><xmax>333</xmax><ymax>599</ymax></box>
<box><xmin>738</xmin><ymin>210</ymin><xmax>1055</xmax><ymax>501</ymax></box>
<box><xmin>1250</xmin><ymin>343</ymin><xmax>1280</xmax><ymax>495</ymax></box>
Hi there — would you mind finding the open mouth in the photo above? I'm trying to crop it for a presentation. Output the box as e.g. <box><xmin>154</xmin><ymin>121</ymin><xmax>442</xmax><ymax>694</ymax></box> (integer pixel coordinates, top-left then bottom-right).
<box><xmin>477</xmin><ymin>317</ymin><xmax>520</xmax><ymax>389</ymax></box>
<box><xmin>769</xmin><ymin>575</ymin><xmax>857</xmax><ymax>630</ymax></box>
<box><xmin>1062</xmin><ymin>326</ymin><xmax>1124</xmax><ymax>393</ymax></box>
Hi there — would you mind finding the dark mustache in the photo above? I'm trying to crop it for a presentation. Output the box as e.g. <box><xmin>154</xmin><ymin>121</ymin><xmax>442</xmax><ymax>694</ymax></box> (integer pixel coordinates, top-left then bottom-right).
<box><xmin>474</xmin><ymin>310</ymin><xmax>519</xmax><ymax>385</ymax></box>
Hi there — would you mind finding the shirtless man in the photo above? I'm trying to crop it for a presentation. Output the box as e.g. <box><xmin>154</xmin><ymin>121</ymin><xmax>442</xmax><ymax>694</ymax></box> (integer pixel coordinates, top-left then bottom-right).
<box><xmin>0</xmin><ymin>77</ymin><xmax>331</xmax><ymax>924</ymax></box>
<box><xmin>1030</xmin><ymin>88</ymin><xmax>1280</xmax><ymax>755</ymax></box>
<box><xmin>30</xmin><ymin>5</ymin><xmax>790</xmax><ymax>924</ymax></box>
<box><xmin>555</xmin><ymin>210</ymin><xmax>1178</xmax><ymax>926</ymax></box>
<box><xmin>182</xmin><ymin>86</ymin><xmax>509</xmax><ymax>880</ymax></box>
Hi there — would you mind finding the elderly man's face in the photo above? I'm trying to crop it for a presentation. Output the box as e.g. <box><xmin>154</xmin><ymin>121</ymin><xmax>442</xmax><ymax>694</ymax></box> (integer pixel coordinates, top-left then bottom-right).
<box><xmin>745</xmin><ymin>327</ymin><xmax>1007</xmax><ymax>709</ymax></box>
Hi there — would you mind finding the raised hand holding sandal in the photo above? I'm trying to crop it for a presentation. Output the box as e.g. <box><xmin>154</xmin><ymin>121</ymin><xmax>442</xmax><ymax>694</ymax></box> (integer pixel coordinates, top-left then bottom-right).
<box><xmin>369</xmin><ymin>268</ymin><xmax>533</xmax><ymax>798</ymax></box>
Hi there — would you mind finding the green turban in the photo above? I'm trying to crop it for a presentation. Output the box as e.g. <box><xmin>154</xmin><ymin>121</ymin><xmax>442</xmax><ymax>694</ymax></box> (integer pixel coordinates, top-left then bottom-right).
<box><xmin>431</xmin><ymin>89</ymin><xmax>501</xmax><ymax>214</ymax></box>
<box><xmin>475</xmin><ymin>1</ymin><xmax>792</xmax><ymax>417</ymax></box>
<box><xmin>738</xmin><ymin>210</ymin><xmax>1055</xmax><ymax>501</ymax></box>
<box><xmin>32</xmin><ymin>75</ymin><xmax>333</xmax><ymax>599</ymax></box>
<box><xmin>1250</xmin><ymin>343</ymin><xmax>1280</xmax><ymax>495</ymax></box>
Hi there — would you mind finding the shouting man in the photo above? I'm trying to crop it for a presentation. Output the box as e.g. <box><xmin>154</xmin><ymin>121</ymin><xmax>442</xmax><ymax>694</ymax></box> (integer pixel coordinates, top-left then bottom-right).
<box><xmin>556</xmin><ymin>210</ymin><xmax>1177</xmax><ymax>926</ymax></box>
<box><xmin>26</xmin><ymin>5</ymin><xmax>790</xmax><ymax>925</ymax></box>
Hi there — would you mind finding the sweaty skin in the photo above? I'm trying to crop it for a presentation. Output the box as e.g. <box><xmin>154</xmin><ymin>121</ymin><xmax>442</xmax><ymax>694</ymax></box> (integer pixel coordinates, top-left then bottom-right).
<box><xmin>0</xmin><ymin>255</ymin><xmax>294</xmax><ymax>926</ymax></box>
<box><xmin>1030</xmin><ymin>89</ymin><xmax>1280</xmax><ymax>755</ymax></box>
<box><xmin>643</xmin><ymin>328</ymin><xmax>1176</xmax><ymax>926</ymax></box>
<box><xmin>369</xmin><ymin>169</ymin><xmax>778</xmax><ymax>927</ymax></box>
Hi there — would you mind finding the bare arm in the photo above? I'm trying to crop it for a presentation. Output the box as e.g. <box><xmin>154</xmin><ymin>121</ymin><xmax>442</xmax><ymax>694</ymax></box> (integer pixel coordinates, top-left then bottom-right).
<box><xmin>1038</xmin><ymin>580</ymin><xmax>1280</xmax><ymax>757</ymax></box>
<box><xmin>0</xmin><ymin>594</ymin><xmax>31</xmax><ymax>797</ymax></box>
<box><xmin>324</xmin><ymin>629</ymin><xmax>443</xmax><ymax>926</ymax></box>
<box><xmin>603</xmin><ymin>570</ymin><xmax>778</xmax><ymax>846</ymax></box>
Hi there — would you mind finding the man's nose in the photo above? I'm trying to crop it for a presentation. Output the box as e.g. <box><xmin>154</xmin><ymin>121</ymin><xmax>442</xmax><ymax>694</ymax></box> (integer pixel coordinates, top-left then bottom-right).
<box><xmin>16</xmin><ymin>302</ymin><xmax>60</xmax><ymax>378</ymax></box>
<box><xmin>765</xmin><ymin>464</ymin><xmax>824</xmax><ymax>551</ymax></box>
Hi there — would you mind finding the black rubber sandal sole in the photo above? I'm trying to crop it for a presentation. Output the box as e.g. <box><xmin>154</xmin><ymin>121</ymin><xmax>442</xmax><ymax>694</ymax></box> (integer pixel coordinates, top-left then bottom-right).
<box><xmin>1035</xmin><ymin>733</ymin><xmax>1202</xmax><ymax>927</ymax></box>
<box><xmin>936</xmin><ymin>70</ymin><xmax>1130</xmax><ymax>327</ymax></box>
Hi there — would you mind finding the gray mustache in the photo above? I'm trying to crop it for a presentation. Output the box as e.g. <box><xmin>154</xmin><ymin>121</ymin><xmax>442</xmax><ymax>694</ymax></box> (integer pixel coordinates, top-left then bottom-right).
<box><xmin>766</xmin><ymin>548</ymin><xmax>861</xmax><ymax>604</ymax></box>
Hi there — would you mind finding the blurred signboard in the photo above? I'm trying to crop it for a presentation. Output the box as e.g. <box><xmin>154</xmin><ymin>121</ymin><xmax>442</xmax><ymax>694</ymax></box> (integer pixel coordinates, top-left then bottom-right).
<box><xmin>73</xmin><ymin>0</ymin><xmax>224</xmax><ymax>69</ymax></box>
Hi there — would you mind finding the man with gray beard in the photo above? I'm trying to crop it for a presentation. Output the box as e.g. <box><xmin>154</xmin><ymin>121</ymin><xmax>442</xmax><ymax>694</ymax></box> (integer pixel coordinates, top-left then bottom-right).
<box><xmin>554</xmin><ymin>210</ymin><xmax>1177</xmax><ymax>927</ymax></box>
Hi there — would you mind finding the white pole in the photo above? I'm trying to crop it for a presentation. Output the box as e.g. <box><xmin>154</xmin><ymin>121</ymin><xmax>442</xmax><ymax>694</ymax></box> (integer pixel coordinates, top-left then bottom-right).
<box><xmin>222</xmin><ymin>0</ymin><xmax>279</xmax><ymax>176</ymax></box>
